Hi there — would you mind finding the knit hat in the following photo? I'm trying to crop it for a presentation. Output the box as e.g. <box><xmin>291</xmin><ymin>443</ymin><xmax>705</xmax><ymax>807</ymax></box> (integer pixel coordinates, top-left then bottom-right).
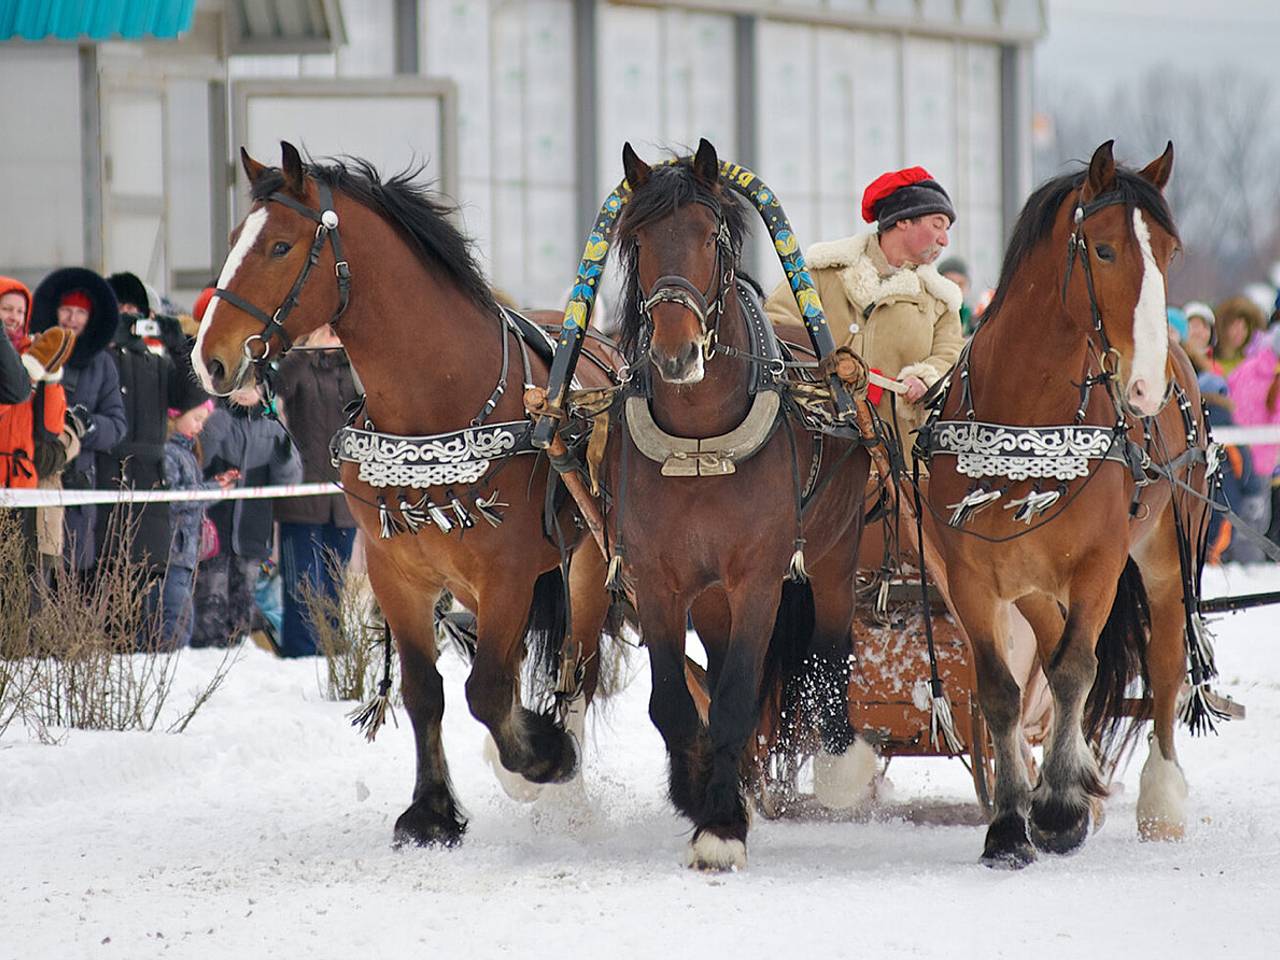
<box><xmin>168</xmin><ymin>398</ymin><xmax>214</xmax><ymax>419</ymax></box>
<box><xmin>1183</xmin><ymin>301</ymin><xmax>1215</xmax><ymax>327</ymax></box>
<box><xmin>59</xmin><ymin>290</ymin><xmax>93</xmax><ymax>314</ymax></box>
<box><xmin>107</xmin><ymin>272</ymin><xmax>151</xmax><ymax>316</ymax></box>
<box><xmin>936</xmin><ymin>256</ymin><xmax>969</xmax><ymax>279</ymax></box>
<box><xmin>861</xmin><ymin>166</ymin><xmax>956</xmax><ymax>230</ymax></box>
<box><xmin>192</xmin><ymin>286</ymin><xmax>216</xmax><ymax>324</ymax></box>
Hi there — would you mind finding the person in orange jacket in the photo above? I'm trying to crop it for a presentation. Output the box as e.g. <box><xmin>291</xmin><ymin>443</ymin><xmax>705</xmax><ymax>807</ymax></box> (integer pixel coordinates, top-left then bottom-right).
<box><xmin>0</xmin><ymin>276</ymin><xmax>75</xmax><ymax>489</ymax></box>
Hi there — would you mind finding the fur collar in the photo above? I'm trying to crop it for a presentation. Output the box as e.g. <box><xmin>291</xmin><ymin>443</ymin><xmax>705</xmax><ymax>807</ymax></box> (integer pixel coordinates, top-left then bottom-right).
<box><xmin>805</xmin><ymin>232</ymin><xmax>963</xmax><ymax>315</ymax></box>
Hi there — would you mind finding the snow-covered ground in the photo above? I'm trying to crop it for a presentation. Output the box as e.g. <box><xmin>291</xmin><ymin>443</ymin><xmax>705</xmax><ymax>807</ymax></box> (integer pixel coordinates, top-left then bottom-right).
<box><xmin>3</xmin><ymin>566</ymin><xmax>1278</xmax><ymax>959</ymax></box>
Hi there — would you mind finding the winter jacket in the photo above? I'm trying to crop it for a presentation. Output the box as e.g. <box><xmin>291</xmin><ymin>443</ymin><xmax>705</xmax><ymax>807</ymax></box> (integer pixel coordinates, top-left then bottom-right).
<box><xmin>30</xmin><ymin>267</ymin><xmax>130</xmax><ymax>569</ymax></box>
<box><xmin>1226</xmin><ymin>337</ymin><xmax>1280</xmax><ymax>479</ymax></box>
<box><xmin>94</xmin><ymin>326</ymin><xmax>186</xmax><ymax>574</ymax></box>
<box><xmin>765</xmin><ymin>230</ymin><xmax>964</xmax><ymax>450</ymax></box>
<box><xmin>0</xmin><ymin>276</ymin><xmax>65</xmax><ymax>487</ymax></box>
<box><xmin>272</xmin><ymin>349</ymin><xmax>357</xmax><ymax>527</ymax></box>
<box><xmin>162</xmin><ymin>433</ymin><xmax>220</xmax><ymax>570</ymax></box>
<box><xmin>202</xmin><ymin>402</ymin><xmax>303</xmax><ymax>560</ymax></box>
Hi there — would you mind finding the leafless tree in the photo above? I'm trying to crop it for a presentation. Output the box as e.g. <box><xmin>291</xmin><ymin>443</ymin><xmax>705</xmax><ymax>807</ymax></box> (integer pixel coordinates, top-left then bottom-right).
<box><xmin>1036</xmin><ymin>65</ymin><xmax>1280</xmax><ymax>302</ymax></box>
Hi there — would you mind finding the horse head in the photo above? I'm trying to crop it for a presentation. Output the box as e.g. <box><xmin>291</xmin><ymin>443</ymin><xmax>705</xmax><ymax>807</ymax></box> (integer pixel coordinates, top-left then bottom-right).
<box><xmin>617</xmin><ymin>138</ymin><xmax>742</xmax><ymax>385</ymax></box>
<box><xmin>1066</xmin><ymin>139</ymin><xmax>1178</xmax><ymax>418</ymax></box>
<box><xmin>195</xmin><ymin>141</ymin><xmax>348</xmax><ymax>395</ymax></box>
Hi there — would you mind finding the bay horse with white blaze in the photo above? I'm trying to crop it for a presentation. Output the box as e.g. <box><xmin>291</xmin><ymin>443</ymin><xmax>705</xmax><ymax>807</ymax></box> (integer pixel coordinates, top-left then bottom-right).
<box><xmin>923</xmin><ymin>141</ymin><xmax>1212</xmax><ymax>866</ymax></box>
<box><xmin>608</xmin><ymin>140</ymin><xmax>870</xmax><ymax>869</ymax></box>
<box><xmin>195</xmin><ymin>142</ymin><xmax>618</xmax><ymax>847</ymax></box>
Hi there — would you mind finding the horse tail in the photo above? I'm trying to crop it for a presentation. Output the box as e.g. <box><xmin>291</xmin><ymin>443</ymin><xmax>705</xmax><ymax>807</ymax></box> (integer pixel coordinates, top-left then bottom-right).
<box><xmin>523</xmin><ymin>567</ymin><xmax>569</xmax><ymax>705</ymax></box>
<box><xmin>757</xmin><ymin>580</ymin><xmax>817</xmax><ymax>747</ymax></box>
<box><xmin>1084</xmin><ymin>557</ymin><xmax>1152</xmax><ymax>769</ymax></box>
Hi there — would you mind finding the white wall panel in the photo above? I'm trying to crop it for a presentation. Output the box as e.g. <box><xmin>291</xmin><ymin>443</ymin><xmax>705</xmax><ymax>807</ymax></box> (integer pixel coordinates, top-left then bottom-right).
<box><xmin>597</xmin><ymin>5</ymin><xmax>663</xmax><ymax>190</ymax></box>
<box><xmin>661</xmin><ymin>11</ymin><xmax>736</xmax><ymax>157</ymax></box>
<box><xmin>852</xmin><ymin>32</ymin><xmax>902</xmax><ymax>211</ymax></box>
<box><xmin>904</xmin><ymin>37</ymin><xmax>956</xmax><ymax>198</ymax></box>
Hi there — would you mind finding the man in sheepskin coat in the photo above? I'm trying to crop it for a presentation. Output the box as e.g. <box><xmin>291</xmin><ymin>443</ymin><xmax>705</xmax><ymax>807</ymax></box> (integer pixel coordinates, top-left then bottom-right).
<box><xmin>765</xmin><ymin>166</ymin><xmax>964</xmax><ymax>451</ymax></box>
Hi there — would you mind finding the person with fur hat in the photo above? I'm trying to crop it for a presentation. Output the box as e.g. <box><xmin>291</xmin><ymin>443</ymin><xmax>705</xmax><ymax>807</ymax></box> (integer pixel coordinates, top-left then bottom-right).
<box><xmin>764</xmin><ymin>165</ymin><xmax>964</xmax><ymax>453</ymax></box>
<box><xmin>30</xmin><ymin>267</ymin><xmax>128</xmax><ymax>572</ymax></box>
<box><xmin>1214</xmin><ymin>295</ymin><xmax>1266</xmax><ymax>375</ymax></box>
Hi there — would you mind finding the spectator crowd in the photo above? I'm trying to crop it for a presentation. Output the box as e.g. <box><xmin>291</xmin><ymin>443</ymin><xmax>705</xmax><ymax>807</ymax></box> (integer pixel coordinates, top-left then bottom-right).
<box><xmin>0</xmin><ymin>266</ymin><xmax>356</xmax><ymax>656</ymax></box>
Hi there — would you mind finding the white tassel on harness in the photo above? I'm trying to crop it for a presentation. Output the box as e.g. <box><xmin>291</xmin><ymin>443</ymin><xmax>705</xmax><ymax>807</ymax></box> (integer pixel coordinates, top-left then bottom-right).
<box><xmin>914</xmin><ymin>678</ymin><xmax>966</xmax><ymax>754</ymax></box>
<box><xmin>788</xmin><ymin>541</ymin><xmax>808</xmax><ymax>584</ymax></box>
<box><xmin>1004</xmin><ymin>488</ymin><xmax>1061</xmax><ymax>524</ymax></box>
<box><xmin>604</xmin><ymin>553</ymin><xmax>625</xmax><ymax>594</ymax></box>
<box><xmin>474</xmin><ymin>491</ymin><xmax>508</xmax><ymax>528</ymax></box>
<box><xmin>947</xmin><ymin>488</ymin><xmax>1003</xmax><ymax>527</ymax></box>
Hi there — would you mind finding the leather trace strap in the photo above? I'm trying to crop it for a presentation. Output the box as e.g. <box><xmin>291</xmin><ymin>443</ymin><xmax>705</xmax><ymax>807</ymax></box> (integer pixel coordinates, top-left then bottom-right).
<box><xmin>214</xmin><ymin>181</ymin><xmax>351</xmax><ymax>365</ymax></box>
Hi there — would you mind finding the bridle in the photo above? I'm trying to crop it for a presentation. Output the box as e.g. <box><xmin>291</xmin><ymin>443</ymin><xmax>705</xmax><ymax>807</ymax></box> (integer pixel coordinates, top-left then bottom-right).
<box><xmin>1060</xmin><ymin>187</ymin><xmax>1173</xmax><ymax>418</ymax></box>
<box><xmin>637</xmin><ymin>196</ymin><xmax>736</xmax><ymax>362</ymax></box>
<box><xmin>213</xmin><ymin>181</ymin><xmax>351</xmax><ymax>367</ymax></box>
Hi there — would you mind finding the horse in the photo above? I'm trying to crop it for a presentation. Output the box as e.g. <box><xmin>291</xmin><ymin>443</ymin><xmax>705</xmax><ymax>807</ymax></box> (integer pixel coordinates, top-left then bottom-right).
<box><xmin>605</xmin><ymin>139</ymin><xmax>870</xmax><ymax>869</ymax></box>
<box><xmin>194</xmin><ymin>142</ymin><xmax>621</xmax><ymax>847</ymax></box>
<box><xmin>922</xmin><ymin>140</ymin><xmax>1211</xmax><ymax>866</ymax></box>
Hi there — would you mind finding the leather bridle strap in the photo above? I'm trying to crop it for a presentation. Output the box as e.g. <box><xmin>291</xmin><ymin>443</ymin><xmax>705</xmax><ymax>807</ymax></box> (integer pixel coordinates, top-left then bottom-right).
<box><xmin>214</xmin><ymin>181</ymin><xmax>351</xmax><ymax>364</ymax></box>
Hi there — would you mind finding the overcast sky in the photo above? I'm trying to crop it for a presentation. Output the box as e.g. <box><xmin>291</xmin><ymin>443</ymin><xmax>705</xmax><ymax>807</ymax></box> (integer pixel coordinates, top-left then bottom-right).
<box><xmin>1036</xmin><ymin>0</ymin><xmax>1280</xmax><ymax>94</ymax></box>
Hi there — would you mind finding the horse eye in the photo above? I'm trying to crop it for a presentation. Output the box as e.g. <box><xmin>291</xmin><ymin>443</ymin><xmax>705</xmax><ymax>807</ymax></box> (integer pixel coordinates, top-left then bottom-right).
<box><xmin>271</xmin><ymin>241</ymin><xmax>292</xmax><ymax>258</ymax></box>
<box><xmin>1095</xmin><ymin>243</ymin><xmax>1116</xmax><ymax>263</ymax></box>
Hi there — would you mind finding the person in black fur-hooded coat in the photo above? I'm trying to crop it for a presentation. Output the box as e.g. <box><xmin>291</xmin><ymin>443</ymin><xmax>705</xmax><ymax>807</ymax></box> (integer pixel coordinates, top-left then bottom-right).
<box><xmin>30</xmin><ymin>267</ymin><xmax>128</xmax><ymax>571</ymax></box>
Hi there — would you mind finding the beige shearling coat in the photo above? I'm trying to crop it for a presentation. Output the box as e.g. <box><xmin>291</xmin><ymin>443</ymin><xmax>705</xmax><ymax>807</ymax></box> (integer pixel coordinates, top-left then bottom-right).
<box><xmin>765</xmin><ymin>230</ymin><xmax>964</xmax><ymax>445</ymax></box>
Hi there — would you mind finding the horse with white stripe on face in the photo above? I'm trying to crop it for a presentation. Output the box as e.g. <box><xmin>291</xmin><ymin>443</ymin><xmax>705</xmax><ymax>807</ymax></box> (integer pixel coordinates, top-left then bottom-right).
<box><xmin>922</xmin><ymin>140</ymin><xmax>1217</xmax><ymax>866</ymax></box>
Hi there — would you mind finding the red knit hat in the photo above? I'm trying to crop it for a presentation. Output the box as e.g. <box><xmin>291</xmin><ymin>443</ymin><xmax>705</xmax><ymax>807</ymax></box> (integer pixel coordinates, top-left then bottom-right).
<box><xmin>861</xmin><ymin>166</ymin><xmax>956</xmax><ymax>229</ymax></box>
<box><xmin>59</xmin><ymin>290</ymin><xmax>93</xmax><ymax>314</ymax></box>
<box><xmin>192</xmin><ymin>286</ymin><xmax>216</xmax><ymax>323</ymax></box>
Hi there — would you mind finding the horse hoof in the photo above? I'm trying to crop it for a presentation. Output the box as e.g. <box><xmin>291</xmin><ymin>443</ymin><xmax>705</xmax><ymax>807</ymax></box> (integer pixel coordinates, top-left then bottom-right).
<box><xmin>1138</xmin><ymin>816</ymin><xmax>1186</xmax><ymax>842</ymax></box>
<box><xmin>392</xmin><ymin>804</ymin><xmax>467</xmax><ymax>849</ymax></box>
<box><xmin>1030</xmin><ymin>798</ymin><xmax>1091</xmax><ymax>855</ymax></box>
<box><xmin>813</xmin><ymin>738</ymin><xmax>878</xmax><ymax>811</ymax></box>
<box><xmin>685</xmin><ymin>829</ymin><xmax>747</xmax><ymax>872</ymax></box>
<box><xmin>981</xmin><ymin>813</ymin><xmax>1036</xmax><ymax>869</ymax></box>
<box><xmin>483</xmin><ymin>734</ymin><xmax>545</xmax><ymax>803</ymax></box>
<box><xmin>1030</xmin><ymin>814</ymin><xmax>1090</xmax><ymax>855</ymax></box>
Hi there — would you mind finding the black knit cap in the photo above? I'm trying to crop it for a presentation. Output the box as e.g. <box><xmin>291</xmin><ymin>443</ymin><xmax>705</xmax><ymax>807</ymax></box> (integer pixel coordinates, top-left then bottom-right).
<box><xmin>874</xmin><ymin>180</ymin><xmax>956</xmax><ymax>230</ymax></box>
<box><xmin>862</xmin><ymin>166</ymin><xmax>957</xmax><ymax>231</ymax></box>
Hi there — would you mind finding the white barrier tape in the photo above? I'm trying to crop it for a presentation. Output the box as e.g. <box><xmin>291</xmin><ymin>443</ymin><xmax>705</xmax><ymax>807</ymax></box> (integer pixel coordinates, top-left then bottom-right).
<box><xmin>0</xmin><ymin>481</ymin><xmax>339</xmax><ymax>509</ymax></box>
<box><xmin>1212</xmin><ymin>425</ymin><xmax>1280</xmax><ymax>446</ymax></box>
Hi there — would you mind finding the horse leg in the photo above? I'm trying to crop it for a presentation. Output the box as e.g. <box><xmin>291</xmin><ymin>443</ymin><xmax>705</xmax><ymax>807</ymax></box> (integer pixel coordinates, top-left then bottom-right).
<box><xmin>640</xmin><ymin>588</ymin><xmax>711</xmax><ymax>852</ymax></box>
<box><xmin>1028</xmin><ymin>579</ymin><xmax>1118</xmax><ymax>855</ymax></box>
<box><xmin>366</xmin><ymin>553</ymin><xmax>464</xmax><ymax>847</ymax></box>
<box><xmin>806</xmin><ymin>546</ymin><xmax>878</xmax><ymax>811</ymax></box>
<box><xmin>688</xmin><ymin>576</ymin><xmax>784</xmax><ymax>871</ymax></box>
<box><xmin>466</xmin><ymin>573</ymin><xmax>578</xmax><ymax>788</ymax></box>
<box><xmin>1133</xmin><ymin>518</ymin><xmax>1191</xmax><ymax>840</ymax></box>
<box><xmin>952</xmin><ymin>580</ymin><xmax>1036</xmax><ymax>867</ymax></box>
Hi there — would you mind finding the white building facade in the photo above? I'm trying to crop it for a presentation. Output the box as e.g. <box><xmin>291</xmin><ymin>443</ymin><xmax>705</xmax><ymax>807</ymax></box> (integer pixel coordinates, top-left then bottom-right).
<box><xmin>0</xmin><ymin>0</ymin><xmax>1044</xmax><ymax>308</ymax></box>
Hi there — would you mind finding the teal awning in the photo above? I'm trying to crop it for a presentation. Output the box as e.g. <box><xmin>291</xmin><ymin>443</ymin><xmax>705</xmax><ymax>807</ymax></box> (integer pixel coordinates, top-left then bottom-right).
<box><xmin>0</xmin><ymin>0</ymin><xmax>197</xmax><ymax>41</ymax></box>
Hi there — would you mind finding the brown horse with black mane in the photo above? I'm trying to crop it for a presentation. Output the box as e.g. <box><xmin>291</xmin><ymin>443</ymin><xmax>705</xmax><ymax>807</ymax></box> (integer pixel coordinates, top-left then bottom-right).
<box><xmin>195</xmin><ymin>142</ymin><xmax>619</xmax><ymax>847</ymax></box>
<box><xmin>606</xmin><ymin>140</ymin><xmax>870</xmax><ymax>869</ymax></box>
<box><xmin>923</xmin><ymin>140</ymin><xmax>1213</xmax><ymax>866</ymax></box>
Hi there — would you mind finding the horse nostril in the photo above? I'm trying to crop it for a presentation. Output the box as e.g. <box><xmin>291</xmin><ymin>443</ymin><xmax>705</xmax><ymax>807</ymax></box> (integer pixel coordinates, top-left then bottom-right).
<box><xmin>1130</xmin><ymin>379</ymin><xmax>1148</xmax><ymax>400</ymax></box>
<box><xmin>208</xmin><ymin>357</ymin><xmax>225</xmax><ymax>383</ymax></box>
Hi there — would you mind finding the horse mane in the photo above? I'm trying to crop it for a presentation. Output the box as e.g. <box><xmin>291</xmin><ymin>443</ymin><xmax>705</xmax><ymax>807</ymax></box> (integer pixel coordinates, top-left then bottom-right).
<box><xmin>982</xmin><ymin>165</ymin><xmax>1180</xmax><ymax>326</ymax></box>
<box><xmin>250</xmin><ymin>156</ymin><xmax>500</xmax><ymax>316</ymax></box>
<box><xmin>614</xmin><ymin>157</ymin><xmax>750</xmax><ymax>361</ymax></box>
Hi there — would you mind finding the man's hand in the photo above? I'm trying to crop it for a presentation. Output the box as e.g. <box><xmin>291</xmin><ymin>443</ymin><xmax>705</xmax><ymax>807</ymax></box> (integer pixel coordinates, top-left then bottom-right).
<box><xmin>902</xmin><ymin>375</ymin><xmax>928</xmax><ymax>403</ymax></box>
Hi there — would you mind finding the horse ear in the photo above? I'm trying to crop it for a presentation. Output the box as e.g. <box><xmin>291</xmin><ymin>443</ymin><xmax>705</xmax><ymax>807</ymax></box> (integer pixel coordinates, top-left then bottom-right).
<box><xmin>241</xmin><ymin>147</ymin><xmax>269</xmax><ymax>185</ymax></box>
<box><xmin>280</xmin><ymin>141</ymin><xmax>306</xmax><ymax>196</ymax></box>
<box><xmin>1083</xmin><ymin>139</ymin><xmax>1117</xmax><ymax>201</ymax></box>
<box><xmin>692</xmin><ymin>138</ymin><xmax>720</xmax><ymax>186</ymax></box>
<box><xmin>622</xmin><ymin>142</ymin><xmax>651</xmax><ymax>190</ymax></box>
<box><xmin>1139</xmin><ymin>140</ymin><xmax>1174</xmax><ymax>191</ymax></box>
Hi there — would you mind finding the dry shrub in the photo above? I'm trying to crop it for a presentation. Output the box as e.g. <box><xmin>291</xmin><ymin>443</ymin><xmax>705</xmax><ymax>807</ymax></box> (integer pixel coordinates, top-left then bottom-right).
<box><xmin>300</xmin><ymin>548</ymin><xmax>391</xmax><ymax>703</ymax></box>
<box><xmin>0</xmin><ymin>506</ymin><xmax>236</xmax><ymax>740</ymax></box>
